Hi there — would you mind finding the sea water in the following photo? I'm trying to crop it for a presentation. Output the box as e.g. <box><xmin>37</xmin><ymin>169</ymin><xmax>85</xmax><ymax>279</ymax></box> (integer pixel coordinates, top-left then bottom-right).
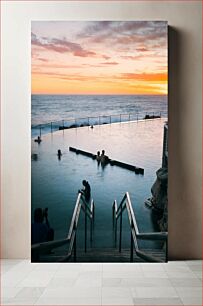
<box><xmin>31</xmin><ymin>119</ymin><xmax>167</xmax><ymax>250</ymax></box>
<box><xmin>31</xmin><ymin>94</ymin><xmax>167</xmax><ymax>137</ymax></box>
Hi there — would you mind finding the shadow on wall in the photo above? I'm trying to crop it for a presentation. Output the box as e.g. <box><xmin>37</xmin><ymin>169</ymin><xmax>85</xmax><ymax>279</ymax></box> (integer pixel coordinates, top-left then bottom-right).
<box><xmin>168</xmin><ymin>26</ymin><xmax>202</xmax><ymax>259</ymax></box>
<box><xmin>168</xmin><ymin>26</ymin><xmax>182</xmax><ymax>260</ymax></box>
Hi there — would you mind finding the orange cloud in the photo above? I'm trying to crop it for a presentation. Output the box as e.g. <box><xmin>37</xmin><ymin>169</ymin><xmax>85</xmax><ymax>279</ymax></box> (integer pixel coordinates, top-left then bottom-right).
<box><xmin>32</xmin><ymin>71</ymin><xmax>167</xmax><ymax>95</ymax></box>
<box><xmin>118</xmin><ymin>72</ymin><xmax>167</xmax><ymax>82</ymax></box>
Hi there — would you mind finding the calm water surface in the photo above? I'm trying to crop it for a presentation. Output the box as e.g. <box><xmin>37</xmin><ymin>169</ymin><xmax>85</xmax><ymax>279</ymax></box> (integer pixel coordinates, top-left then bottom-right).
<box><xmin>31</xmin><ymin>119</ymin><xmax>166</xmax><ymax>249</ymax></box>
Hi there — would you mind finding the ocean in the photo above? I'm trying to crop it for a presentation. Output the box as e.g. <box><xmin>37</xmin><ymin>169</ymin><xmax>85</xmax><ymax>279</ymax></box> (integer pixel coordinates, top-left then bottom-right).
<box><xmin>31</xmin><ymin>94</ymin><xmax>167</xmax><ymax>136</ymax></box>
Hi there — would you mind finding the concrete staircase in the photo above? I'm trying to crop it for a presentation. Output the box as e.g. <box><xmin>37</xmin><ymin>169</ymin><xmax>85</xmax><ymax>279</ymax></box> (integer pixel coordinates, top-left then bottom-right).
<box><xmin>40</xmin><ymin>247</ymin><xmax>166</xmax><ymax>263</ymax></box>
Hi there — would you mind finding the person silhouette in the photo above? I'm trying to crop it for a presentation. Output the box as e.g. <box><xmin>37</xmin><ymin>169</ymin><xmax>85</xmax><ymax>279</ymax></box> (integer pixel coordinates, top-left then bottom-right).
<box><xmin>96</xmin><ymin>151</ymin><xmax>101</xmax><ymax>162</ymax></box>
<box><xmin>79</xmin><ymin>180</ymin><xmax>91</xmax><ymax>202</ymax></box>
<box><xmin>34</xmin><ymin>136</ymin><xmax>42</xmax><ymax>144</ymax></box>
<box><xmin>101</xmin><ymin>150</ymin><xmax>109</xmax><ymax>165</ymax></box>
<box><xmin>31</xmin><ymin>208</ymin><xmax>54</xmax><ymax>245</ymax></box>
<box><xmin>57</xmin><ymin>149</ymin><xmax>62</xmax><ymax>160</ymax></box>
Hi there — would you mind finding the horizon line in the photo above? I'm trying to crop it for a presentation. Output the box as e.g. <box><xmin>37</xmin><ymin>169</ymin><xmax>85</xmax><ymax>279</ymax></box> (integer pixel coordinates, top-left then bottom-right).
<box><xmin>31</xmin><ymin>93</ymin><xmax>167</xmax><ymax>96</ymax></box>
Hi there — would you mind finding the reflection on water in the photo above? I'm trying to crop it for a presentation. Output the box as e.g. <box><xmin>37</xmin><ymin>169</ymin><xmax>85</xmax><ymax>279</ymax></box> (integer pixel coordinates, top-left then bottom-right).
<box><xmin>31</xmin><ymin>119</ymin><xmax>166</xmax><ymax>249</ymax></box>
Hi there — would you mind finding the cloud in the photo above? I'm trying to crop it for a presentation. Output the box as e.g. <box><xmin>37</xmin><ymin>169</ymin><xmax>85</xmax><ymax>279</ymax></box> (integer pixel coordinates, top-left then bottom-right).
<box><xmin>37</xmin><ymin>58</ymin><xmax>49</xmax><ymax>62</ymax></box>
<box><xmin>136</xmin><ymin>47</ymin><xmax>148</xmax><ymax>52</ymax></box>
<box><xmin>32</xmin><ymin>70</ymin><xmax>102</xmax><ymax>82</ymax></box>
<box><xmin>78</xmin><ymin>21</ymin><xmax>167</xmax><ymax>48</ymax></box>
<box><xmin>117</xmin><ymin>72</ymin><xmax>167</xmax><ymax>82</ymax></box>
<box><xmin>31</xmin><ymin>32</ymin><xmax>97</xmax><ymax>57</ymax></box>
<box><xmin>102</xmin><ymin>55</ymin><xmax>111</xmax><ymax>60</ymax></box>
<box><xmin>100</xmin><ymin>62</ymin><xmax>119</xmax><ymax>65</ymax></box>
<box><xmin>121</xmin><ymin>55</ymin><xmax>143</xmax><ymax>60</ymax></box>
<box><xmin>33</xmin><ymin>63</ymin><xmax>85</xmax><ymax>69</ymax></box>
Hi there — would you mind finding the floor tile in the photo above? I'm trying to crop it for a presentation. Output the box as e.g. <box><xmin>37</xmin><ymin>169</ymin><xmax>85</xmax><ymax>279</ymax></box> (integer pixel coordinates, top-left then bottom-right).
<box><xmin>124</xmin><ymin>277</ymin><xmax>172</xmax><ymax>287</ymax></box>
<box><xmin>2</xmin><ymin>296</ymin><xmax>39</xmax><ymax>305</ymax></box>
<box><xmin>2</xmin><ymin>287</ymin><xmax>23</xmax><ymax>299</ymax></box>
<box><xmin>180</xmin><ymin>296</ymin><xmax>202</xmax><ymax>305</ymax></box>
<box><xmin>164</xmin><ymin>265</ymin><xmax>192</xmax><ymax>273</ymax></box>
<box><xmin>102</xmin><ymin>297</ymin><xmax>134</xmax><ymax>305</ymax></box>
<box><xmin>175</xmin><ymin>287</ymin><xmax>202</xmax><ymax>298</ymax></box>
<box><xmin>15</xmin><ymin>287</ymin><xmax>45</xmax><ymax>298</ymax></box>
<box><xmin>141</xmin><ymin>263</ymin><xmax>166</xmax><ymax>272</ymax></box>
<box><xmin>193</xmin><ymin>271</ymin><xmax>202</xmax><ymax>279</ymax></box>
<box><xmin>170</xmin><ymin>277</ymin><xmax>202</xmax><ymax>287</ymax></box>
<box><xmin>54</xmin><ymin>270</ymin><xmax>80</xmax><ymax>278</ymax></box>
<box><xmin>33</xmin><ymin>263</ymin><xmax>60</xmax><ymax>272</ymax></box>
<box><xmin>188</xmin><ymin>265</ymin><xmax>202</xmax><ymax>272</ymax></box>
<box><xmin>142</xmin><ymin>271</ymin><xmax>168</xmax><ymax>278</ymax></box>
<box><xmin>133</xmin><ymin>297</ymin><xmax>183</xmax><ymax>305</ymax></box>
<box><xmin>47</xmin><ymin>277</ymin><xmax>77</xmax><ymax>288</ymax></box>
<box><xmin>186</xmin><ymin>260</ymin><xmax>202</xmax><ymax>266</ymax></box>
<box><xmin>102</xmin><ymin>278</ymin><xmax>123</xmax><ymax>287</ymax></box>
<box><xmin>102</xmin><ymin>287</ymin><xmax>132</xmax><ymax>298</ymax></box>
<box><xmin>17</xmin><ymin>271</ymin><xmax>56</xmax><ymax>287</ymax></box>
<box><xmin>35</xmin><ymin>297</ymin><xmax>102</xmax><ymax>305</ymax></box>
<box><xmin>41</xmin><ymin>286</ymin><xmax>101</xmax><ymax>298</ymax></box>
<box><xmin>134</xmin><ymin>286</ymin><xmax>178</xmax><ymax>298</ymax></box>
<box><xmin>75</xmin><ymin>276</ymin><xmax>102</xmax><ymax>287</ymax></box>
<box><xmin>1</xmin><ymin>259</ymin><xmax>202</xmax><ymax>306</ymax></box>
<box><xmin>103</xmin><ymin>270</ymin><xmax>144</xmax><ymax>278</ymax></box>
<box><xmin>166</xmin><ymin>271</ymin><xmax>197</xmax><ymax>279</ymax></box>
<box><xmin>81</xmin><ymin>263</ymin><xmax>102</xmax><ymax>272</ymax></box>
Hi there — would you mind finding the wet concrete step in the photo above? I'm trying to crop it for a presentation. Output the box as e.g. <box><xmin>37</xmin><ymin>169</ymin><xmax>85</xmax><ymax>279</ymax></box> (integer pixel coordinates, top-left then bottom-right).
<box><xmin>40</xmin><ymin>248</ymin><xmax>166</xmax><ymax>263</ymax></box>
<box><xmin>71</xmin><ymin>248</ymin><xmax>145</xmax><ymax>262</ymax></box>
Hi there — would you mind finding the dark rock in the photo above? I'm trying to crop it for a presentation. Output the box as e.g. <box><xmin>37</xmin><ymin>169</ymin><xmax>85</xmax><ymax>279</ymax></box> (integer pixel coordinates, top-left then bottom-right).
<box><xmin>151</xmin><ymin>167</ymin><xmax>168</xmax><ymax>230</ymax></box>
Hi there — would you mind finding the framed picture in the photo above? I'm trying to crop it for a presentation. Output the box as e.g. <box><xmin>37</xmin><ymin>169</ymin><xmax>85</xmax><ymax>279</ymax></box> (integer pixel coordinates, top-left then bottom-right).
<box><xmin>31</xmin><ymin>21</ymin><xmax>168</xmax><ymax>263</ymax></box>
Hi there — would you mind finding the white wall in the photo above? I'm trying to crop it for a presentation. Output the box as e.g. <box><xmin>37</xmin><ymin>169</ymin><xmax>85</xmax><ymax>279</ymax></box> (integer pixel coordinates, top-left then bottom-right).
<box><xmin>1</xmin><ymin>1</ymin><xmax>202</xmax><ymax>259</ymax></box>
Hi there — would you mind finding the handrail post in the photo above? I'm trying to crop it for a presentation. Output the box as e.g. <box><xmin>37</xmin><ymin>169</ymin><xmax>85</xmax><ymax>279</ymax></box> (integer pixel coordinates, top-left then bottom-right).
<box><xmin>90</xmin><ymin>218</ymin><xmax>93</xmax><ymax>242</ymax></box>
<box><xmin>130</xmin><ymin>220</ymin><xmax>134</xmax><ymax>262</ymax></box>
<box><xmin>90</xmin><ymin>201</ymin><xmax>93</xmax><ymax>242</ymax></box>
<box><xmin>129</xmin><ymin>114</ymin><xmax>130</xmax><ymax>122</ymax></box>
<box><xmin>165</xmin><ymin>237</ymin><xmax>168</xmax><ymax>262</ymax></box>
<box><xmin>112</xmin><ymin>204</ymin><xmax>114</xmax><ymax>228</ymax></box>
<box><xmin>110</xmin><ymin>115</ymin><xmax>111</xmax><ymax>124</ymax></box>
<box><xmin>85</xmin><ymin>202</ymin><xmax>87</xmax><ymax>253</ymax></box>
<box><xmin>51</xmin><ymin>122</ymin><xmax>53</xmax><ymax>133</ymax></box>
<box><xmin>62</xmin><ymin>120</ymin><xmax>64</xmax><ymax>129</ymax></box>
<box><xmin>88</xmin><ymin>117</ymin><xmax>89</xmax><ymax>126</ymax></box>
<box><xmin>39</xmin><ymin>125</ymin><xmax>42</xmax><ymax>137</ymax></box>
<box><xmin>119</xmin><ymin>203</ymin><xmax>123</xmax><ymax>252</ymax></box>
<box><xmin>115</xmin><ymin>219</ymin><xmax>117</xmax><ymax>247</ymax></box>
<box><xmin>93</xmin><ymin>202</ymin><xmax>95</xmax><ymax>227</ymax></box>
<box><xmin>120</xmin><ymin>114</ymin><xmax>121</xmax><ymax>123</ymax></box>
<box><xmin>74</xmin><ymin>221</ymin><xmax>77</xmax><ymax>262</ymax></box>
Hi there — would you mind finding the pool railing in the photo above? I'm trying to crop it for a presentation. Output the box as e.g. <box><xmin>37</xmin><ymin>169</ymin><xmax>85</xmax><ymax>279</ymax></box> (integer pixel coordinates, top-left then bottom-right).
<box><xmin>112</xmin><ymin>192</ymin><xmax>168</xmax><ymax>263</ymax></box>
<box><xmin>31</xmin><ymin>192</ymin><xmax>95</xmax><ymax>262</ymax></box>
<box><xmin>31</xmin><ymin>112</ymin><xmax>162</xmax><ymax>137</ymax></box>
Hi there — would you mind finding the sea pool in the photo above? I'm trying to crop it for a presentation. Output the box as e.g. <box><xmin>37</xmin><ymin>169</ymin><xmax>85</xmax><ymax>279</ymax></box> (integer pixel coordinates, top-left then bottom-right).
<box><xmin>31</xmin><ymin>119</ymin><xmax>166</xmax><ymax>249</ymax></box>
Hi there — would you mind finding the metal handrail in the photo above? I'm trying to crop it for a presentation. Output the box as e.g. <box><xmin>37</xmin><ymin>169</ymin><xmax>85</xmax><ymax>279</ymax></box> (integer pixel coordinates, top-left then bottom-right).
<box><xmin>31</xmin><ymin>112</ymin><xmax>164</xmax><ymax>137</ymax></box>
<box><xmin>112</xmin><ymin>192</ymin><xmax>168</xmax><ymax>263</ymax></box>
<box><xmin>31</xmin><ymin>192</ymin><xmax>95</xmax><ymax>262</ymax></box>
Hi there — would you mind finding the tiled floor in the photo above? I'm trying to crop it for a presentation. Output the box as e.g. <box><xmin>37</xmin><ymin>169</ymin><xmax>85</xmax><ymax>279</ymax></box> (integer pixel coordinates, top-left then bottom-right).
<box><xmin>1</xmin><ymin>260</ymin><xmax>202</xmax><ymax>305</ymax></box>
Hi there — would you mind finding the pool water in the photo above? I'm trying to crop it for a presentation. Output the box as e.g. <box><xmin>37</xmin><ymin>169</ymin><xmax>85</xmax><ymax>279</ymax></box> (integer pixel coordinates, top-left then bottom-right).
<box><xmin>31</xmin><ymin>119</ymin><xmax>166</xmax><ymax>250</ymax></box>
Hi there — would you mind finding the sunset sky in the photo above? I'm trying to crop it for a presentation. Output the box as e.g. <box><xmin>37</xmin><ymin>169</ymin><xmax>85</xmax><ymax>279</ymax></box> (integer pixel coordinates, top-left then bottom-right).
<box><xmin>31</xmin><ymin>21</ymin><xmax>168</xmax><ymax>95</ymax></box>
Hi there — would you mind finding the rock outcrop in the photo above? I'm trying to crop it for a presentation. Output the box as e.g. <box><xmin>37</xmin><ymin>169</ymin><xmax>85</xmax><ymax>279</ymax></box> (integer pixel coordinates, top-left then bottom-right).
<box><xmin>151</xmin><ymin>167</ymin><xmax>168</xmax><ymax>231</ymax></box>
